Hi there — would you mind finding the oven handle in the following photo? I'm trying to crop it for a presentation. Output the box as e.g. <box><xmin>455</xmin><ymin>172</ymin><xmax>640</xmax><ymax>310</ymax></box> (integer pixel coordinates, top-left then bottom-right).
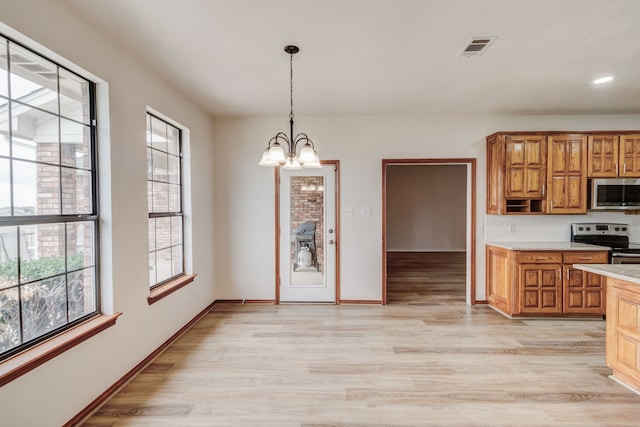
<box><xmin>611</xmin><ymin>252</ymin><xmax>640</xmax><ymax>258</ymax></box>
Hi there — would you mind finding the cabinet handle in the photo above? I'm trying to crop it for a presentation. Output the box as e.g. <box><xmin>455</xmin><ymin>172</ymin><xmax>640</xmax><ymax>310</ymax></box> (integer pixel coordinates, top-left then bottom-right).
<box><xmin>624</xmin><ymin>163</ymin><xmax>627</xmax><ymax>174</ymax></box>
<box><xmin>566</xmin><ymin>269</ymin><xmax>569</xmax><ymax>281</ymax></box>
<box><xmin>550</xmin><ymin>201</ymin><xmax>554</xmax><ymax>211</ymax></box>
<box><xmin>542</xmin><ymin>184</ymin><xmax>545</xmax><ymax>196</ymax></box>
<box><xmin>616</xmin><ymin>164</ymin><xmax>619</xmax><ymax>175</ymax></box>
<box><xmin>580</xmin><ymin>257</ymin><xmax>593</xmax><ymax>260</ymax></box>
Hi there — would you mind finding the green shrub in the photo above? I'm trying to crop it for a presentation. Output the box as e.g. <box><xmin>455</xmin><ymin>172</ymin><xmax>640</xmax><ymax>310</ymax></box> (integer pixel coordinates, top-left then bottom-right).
<box><xmin>0</xmin><ymin>254</ymin><xmax>85</xmax><ymax>282</ymax></box>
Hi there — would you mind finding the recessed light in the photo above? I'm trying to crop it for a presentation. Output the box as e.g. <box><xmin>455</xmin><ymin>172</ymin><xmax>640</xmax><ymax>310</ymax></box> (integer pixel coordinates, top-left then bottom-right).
<box><xmin>593</xmin><ymin>76</ymin><xmax>613</xmax><ymax>85</ymax></box>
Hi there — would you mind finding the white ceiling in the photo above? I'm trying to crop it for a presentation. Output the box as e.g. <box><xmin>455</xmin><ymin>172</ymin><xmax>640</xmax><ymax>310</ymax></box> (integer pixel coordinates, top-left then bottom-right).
<box><xmin>66</xmin><ymin>0</ymin><xmax>640</xmax><ymax>117</ymax></box>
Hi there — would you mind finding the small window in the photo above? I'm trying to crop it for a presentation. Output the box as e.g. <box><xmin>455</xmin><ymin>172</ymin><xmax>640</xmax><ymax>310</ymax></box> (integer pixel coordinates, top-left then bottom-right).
<box><xmin>146</xmin><ymin>113</ymin><xmax>184</xmax><ymax>288</ymax></box>
<box><xmin>0</xmin><ymin>35</ymin><xmax>98</xmax><ymax>360</ymax></box>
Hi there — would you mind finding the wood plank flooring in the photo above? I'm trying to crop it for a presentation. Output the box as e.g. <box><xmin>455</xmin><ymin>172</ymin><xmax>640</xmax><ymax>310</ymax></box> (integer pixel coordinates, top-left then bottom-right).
<box><xmin>81</xmin><ymin>252</ymin><xmax>640</xmax><ymax>426</ymax></box>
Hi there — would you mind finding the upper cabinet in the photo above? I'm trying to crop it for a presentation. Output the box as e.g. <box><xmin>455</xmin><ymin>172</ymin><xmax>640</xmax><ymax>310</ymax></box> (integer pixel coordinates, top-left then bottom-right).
<box><xmin>547</xmin><ymin>134</ymin><xmax>587</xmax><ymax>214</ymax></box>
<box><xmin>588</xmin><ymin>134</ymin><xmax>640</xmax><ymax>178</ymax></box>
<box><xmin>487</xmin><ymin>133</ymin><xmax>547</xmax><ymax>214</ymax></box>
<box><xmin>487</xmin><ymin>131</ymin><xmax>640</xmax><ymax>215</ymax></box>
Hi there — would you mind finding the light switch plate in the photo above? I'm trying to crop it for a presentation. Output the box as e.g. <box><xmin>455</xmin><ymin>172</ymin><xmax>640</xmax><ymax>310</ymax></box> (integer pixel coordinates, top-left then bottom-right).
<box><xmin>342</xmin><ymin>207</ymin><xmax>354</xmax><ymax>216</ymax></box>
<box><xmin>361</xmin><ymin>207</ymin><xmax>372</xmax><ymax>216</ymax></box>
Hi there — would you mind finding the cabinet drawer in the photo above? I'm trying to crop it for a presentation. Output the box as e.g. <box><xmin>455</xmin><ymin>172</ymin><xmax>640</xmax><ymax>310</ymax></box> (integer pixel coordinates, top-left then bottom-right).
<box><xmin>563</xmin><ymin>252</ymin><xmax>608</xmax><ymax>264</ymax></box>
<box><xmin>517</xmin><ymin>251</ymin><xmax>562</xmax><ymax>263</ymax></box>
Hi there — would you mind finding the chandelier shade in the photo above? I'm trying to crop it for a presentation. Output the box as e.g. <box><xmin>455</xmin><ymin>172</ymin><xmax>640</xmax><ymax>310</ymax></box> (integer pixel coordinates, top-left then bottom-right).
<box><xmin>259</xmin><ymin>45</ymin><xmax>321</xmax><ymax>168</ymax></box>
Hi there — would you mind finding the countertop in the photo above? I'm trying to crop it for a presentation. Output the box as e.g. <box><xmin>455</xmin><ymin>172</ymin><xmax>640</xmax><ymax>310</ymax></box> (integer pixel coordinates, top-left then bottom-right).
<box><xmin>572</xmin><ymin>264</ymin><xmax>640</xmax><ymax>285</ymax></box>
<box><xmin>486</xmin><ymin>242</ymin><xmax>611</xmax><ymax>251</ymax></box>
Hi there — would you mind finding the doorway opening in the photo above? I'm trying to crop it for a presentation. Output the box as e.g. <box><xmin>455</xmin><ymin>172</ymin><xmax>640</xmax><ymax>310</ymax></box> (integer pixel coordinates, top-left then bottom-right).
<box><xmin>382</xmin><ymin>159</ymin><xmax>476</xmax><ymax>305</ymax></box>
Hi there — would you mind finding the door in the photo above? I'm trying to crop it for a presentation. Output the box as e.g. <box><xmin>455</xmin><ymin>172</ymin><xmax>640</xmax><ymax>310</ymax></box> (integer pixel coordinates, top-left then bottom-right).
<box><xmin>505</xmin><ymin>135</ymin><xmax>546</xmax><ymax>198</ymax></box>
<box><xmin>547</xmin><ymin>134</ymin><xmax>587</xmax><ymax>213</ymax></box>
<box><xmin>279</xmin><ymin>165</ymin><xmax>336</xmax><ymax>302</ymax></box>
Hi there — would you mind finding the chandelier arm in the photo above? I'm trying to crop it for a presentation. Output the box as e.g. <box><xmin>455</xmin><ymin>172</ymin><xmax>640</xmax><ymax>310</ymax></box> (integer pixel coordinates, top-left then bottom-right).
<box><xmin>292</xmin><ymin>133</ymin><xmax>315</xmax><ymax>150</ymax></box>
<box><xmin>268</xmin><ymin>132</ymin><xmax>292</xmax><ymax>148</ymax></box>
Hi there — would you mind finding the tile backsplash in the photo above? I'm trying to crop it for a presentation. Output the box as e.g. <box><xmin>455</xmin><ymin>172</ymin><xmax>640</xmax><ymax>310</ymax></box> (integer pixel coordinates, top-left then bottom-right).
<box><xmin>485</xmin><ymin>211</ymin><xmax>640</xmax><ymax>243</ymax></box>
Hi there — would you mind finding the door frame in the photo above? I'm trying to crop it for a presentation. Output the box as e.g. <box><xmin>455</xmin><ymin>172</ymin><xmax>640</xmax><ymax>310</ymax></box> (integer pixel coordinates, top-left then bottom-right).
<box><xmin>382</xmin><ymin>158</ymin><xmax>477</xmax><ymax>305</ymax></box>
<box><xmin>275</xmin><ymin>160</ymin><xmax>340</xmax><ymax>304</ymax></box>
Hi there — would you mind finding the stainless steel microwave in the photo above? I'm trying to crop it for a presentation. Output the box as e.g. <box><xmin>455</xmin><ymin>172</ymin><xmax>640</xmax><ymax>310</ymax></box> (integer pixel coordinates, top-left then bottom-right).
<box><xmin>592</xmin><ymin>178</ymin><xmax>640</xmax><ymax>209</ymax></box>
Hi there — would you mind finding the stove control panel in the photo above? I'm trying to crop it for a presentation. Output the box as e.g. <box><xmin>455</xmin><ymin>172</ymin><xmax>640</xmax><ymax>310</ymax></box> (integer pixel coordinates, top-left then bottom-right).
<box><xmin>571</xmin><ymin>223</ymin><xmax>629</xmax><ymax>236</ymax></box>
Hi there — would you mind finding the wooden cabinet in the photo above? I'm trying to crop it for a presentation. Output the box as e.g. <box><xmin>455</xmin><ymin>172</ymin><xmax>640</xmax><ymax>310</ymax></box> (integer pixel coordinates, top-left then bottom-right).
<box><xmin>486</xmin><ymin>245</ymin><xmax>511</xmax><ymax>313</ymax></box>
<box><xmin>518</xmin><ymin>254</ymin><xmax>562</xmax><ymax>314</ymax></box>
<box><xmin>588</xmin><ymin>134</ymin><xmax>640</xmax><ymax>178</ymax></box>
<box><xmin>487</xmin><ymin>133</ymin><xmax>546</xmax><ymax>214</ymax></box>
<box><xmin>563</xmin><ymin>252</ymin><xmax>607</xmax><ymax>314</ymax></box>
<box><xmin>547</xmin><ymin>134</ymin><xmax>587</xmax><ymax>214</ymax></box>
<box><xmin>487</xmin><ymin>131</ymin><xmax>640</xmax><ymax>215</ymax></box>
<box><xmin>606</xmin><ymin>278</ymin><xmax>640</xmax><ymax>391</ymax></box>
<box><xmin>486</xmin><ymin>245</ymin><xmax>607</xmax><ymax>317</ymax></box>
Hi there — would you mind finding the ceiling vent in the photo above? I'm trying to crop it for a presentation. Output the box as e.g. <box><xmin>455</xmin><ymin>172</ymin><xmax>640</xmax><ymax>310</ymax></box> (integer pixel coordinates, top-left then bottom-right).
<box><xmin>457</xmin><ymin>37</ymin><xmax>497</xmax><ymax>58</ymax></box>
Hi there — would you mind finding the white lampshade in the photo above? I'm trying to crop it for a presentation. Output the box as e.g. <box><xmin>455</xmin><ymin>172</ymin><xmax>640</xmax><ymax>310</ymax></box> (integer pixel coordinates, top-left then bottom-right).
<box><xmin>303</xmin><ymin>152</ymin><xmax>321</xmax><ymax>168</ymax></box>
<box><xmin>283</xmin><ymin>157</ymin><xmax>302</xmax><ymax>170</ymax></box>
<box><xmin>258</xmin><ymin>149</ymin><xmax>279</xmax><ymax>166</ymax></box>
<box><xmin>267</xmin><ymin>143</ymin><xmax>287</xmax><ymax>163</ymax></box>
<box><xmin>298</xmin><ymin>144</ymin><xmax>317</xmax><ymax>163</ymax></box>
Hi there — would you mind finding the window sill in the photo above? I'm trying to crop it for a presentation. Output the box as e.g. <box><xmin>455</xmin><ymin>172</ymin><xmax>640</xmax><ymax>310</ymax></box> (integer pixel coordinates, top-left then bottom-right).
<box><xmin>148</xmin><ymin>274</ymin><xmax>197</xmax><ymax>305</ymax></box>
<box><xmin>0</xmin><ymin>313</ymin><xmax>122</xmax><ymax>387</ymax></box>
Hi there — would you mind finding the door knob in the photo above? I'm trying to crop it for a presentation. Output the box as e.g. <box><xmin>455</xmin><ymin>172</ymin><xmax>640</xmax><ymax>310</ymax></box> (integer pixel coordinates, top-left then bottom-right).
<box><xmin>329</xmin><ymin>240</ymin><xmax>334</xmax><ymax>245</ymax></box>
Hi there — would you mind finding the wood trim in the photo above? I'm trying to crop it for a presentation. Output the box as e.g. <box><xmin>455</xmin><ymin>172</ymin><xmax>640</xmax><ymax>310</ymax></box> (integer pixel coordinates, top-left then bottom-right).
<box><xmin>147</xmin><ymin>274</ymin><xmax>197</xmax><ymax>305</ymax></box>
<box><xmin>382</xmin><ymin>158</ymin><xmax>477</xmax><ymax>305</ymax></box>
<box><xmin>332</xmin><ymin>161</ymin><xmax>341</xmax><ymax>304</ymax></box>
<box><xmin>0</xmin><ymin>313</ymin><xmax>122</xmax><ymax>388</ymax></box>
<box><xmin>214</xmin><ymin>299</ymin><xmax>276</xmax><ymax>304</ymax></box>
<box><xmin>274</xmin><ymin>167</ymin><xmax>281</xmax><ymax>304</ymax></box>
<box><xmin>274</xmin><ymin>161</ymin><xmax>340</xmax><ymax>304</ymax></box>
<box><xmin>340</xmin><ymin>300</ymin><xmax>383</xmax><ymax>304</ymax></box>
<box><xmin>65</xmin><ymin>301</ymin><xmax>216</xmax><ymax>427</ymax></box>
<box><xmin>382</xmin><ymin>160</ymin><xmax>388</xmax><ymax>304</ymax></box>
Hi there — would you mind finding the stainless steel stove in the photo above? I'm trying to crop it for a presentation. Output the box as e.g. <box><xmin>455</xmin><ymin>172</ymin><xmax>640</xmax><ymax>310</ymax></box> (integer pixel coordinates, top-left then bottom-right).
<box><xmin>571</xmin><ymin>222</ymin><xmax>640</xmax><ymax>264</ymax></box>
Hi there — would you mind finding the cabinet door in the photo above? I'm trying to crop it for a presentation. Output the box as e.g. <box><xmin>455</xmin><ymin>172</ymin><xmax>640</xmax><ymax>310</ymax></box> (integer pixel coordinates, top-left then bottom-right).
<box><xmin>505</xmin><ymin>135</ymin><xmax>546</xmax><ymax>198</ymax></box>
<box><xmin>563</xmin><ymin>266</ymin><xmax>605</xmax><ymax>314</ymax></box>
<box><xmin>486</xmin><ymin>246</ymin><xmax>511</xmax><ymax>314</ymax></box>
<box><xmin>619</xmin><ymin>134</ymin><xmax>640</xmax><ymax>177</ymax></box>
<box><xmin>486</xmin><ymin>135</ymin><xmax>504</xmax><ymax>214</ymax></box>
<box><xmin>547</xmin><ymin>135</ymin><xmax>587</xmax><ymax>214</ymax></box>
<box><xmin>518</xmin><ymin>264</ymin><xmax>562</xmax><ymax>314</ymax></box>
<box><xmin>588</xmin><ymin>135</ymin><xmax>619</xmax><ymax>177</ymax></box>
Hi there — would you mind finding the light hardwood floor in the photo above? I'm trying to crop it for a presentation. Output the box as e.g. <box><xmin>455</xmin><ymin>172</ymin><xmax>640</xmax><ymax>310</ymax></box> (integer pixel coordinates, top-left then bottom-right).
<box><xmin>82</xmin><ymin>252</ymin><xmax>640</xmax><ymax>426</ymax></box>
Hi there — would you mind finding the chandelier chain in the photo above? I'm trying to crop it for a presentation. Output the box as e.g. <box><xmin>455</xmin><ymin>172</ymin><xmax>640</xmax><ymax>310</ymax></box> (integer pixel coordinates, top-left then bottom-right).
<box><xmin>289</xmin><ymin>52</ymin><xmax>294</xmax><ymax>121</ymax></box>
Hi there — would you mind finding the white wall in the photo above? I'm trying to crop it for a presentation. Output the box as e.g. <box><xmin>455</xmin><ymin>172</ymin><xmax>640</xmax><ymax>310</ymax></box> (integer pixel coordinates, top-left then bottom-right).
<box><xmin>0</xmin><ymin>1</ymin><xmax>217</xmax><ymax>426</ymax></box>
<box><xmin>386</xmin><ymin>165</ymin><xmax>467</xmax><ymax>251</ymax></box>
<box><xmin>214</xmin><ymin>114</ymin><xmax>640</xmax><ymax>304</ymax></box>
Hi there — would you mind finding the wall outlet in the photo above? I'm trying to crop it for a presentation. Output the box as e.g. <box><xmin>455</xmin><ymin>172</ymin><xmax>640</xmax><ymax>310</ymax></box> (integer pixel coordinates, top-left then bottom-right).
<box><xmin>342</xmin><ymin>207</ymin><xmax>354</xmax><ymax>216</ymax></box>
<box><xmin>508</xmin><ymin>224</ymin><xmax>516</xmax><ymax>234</ymax></box>
<box><xmin>361</xmin><ymin>207</ymin><xmax>372</xmax><ymax>216</ymax></box>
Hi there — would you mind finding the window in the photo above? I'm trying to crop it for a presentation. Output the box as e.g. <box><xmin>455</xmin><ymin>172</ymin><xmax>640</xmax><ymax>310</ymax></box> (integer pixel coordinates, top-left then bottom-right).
<box><xmin>0</xmin><ymin>35</ymin><xmax>98</xmax><ymax>360</ymax></box>
<box><xmin>146</xmin><ymin>113</ymin><xmax>184</xmax><ymax>288</ymax></box>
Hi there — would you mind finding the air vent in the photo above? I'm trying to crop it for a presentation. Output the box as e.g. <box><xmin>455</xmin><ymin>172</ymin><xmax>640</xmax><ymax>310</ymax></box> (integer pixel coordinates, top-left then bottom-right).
<box><xmin>457</xmin><ymin>37</ymin><xmax>497</xmax><ymax>58</ymax></box>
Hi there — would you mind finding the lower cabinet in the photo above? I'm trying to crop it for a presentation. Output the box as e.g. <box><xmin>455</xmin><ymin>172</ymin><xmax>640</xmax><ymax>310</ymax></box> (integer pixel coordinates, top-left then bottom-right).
<box><xmin>486</xmin><ymin>245</ymin><xmax>607</xmax><ymax>317</ymax></box>
<box><xmin>606</xmin><ymin>278</ymin><xmax>640</xmax><ymax>391</ymax></box>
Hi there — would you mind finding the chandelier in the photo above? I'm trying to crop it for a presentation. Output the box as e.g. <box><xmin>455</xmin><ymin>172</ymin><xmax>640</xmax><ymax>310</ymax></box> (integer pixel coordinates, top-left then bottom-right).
<box><xmin>259</xmin><ymin>45</ymin><xmax>321</xmax><ymax>169</ymax></box>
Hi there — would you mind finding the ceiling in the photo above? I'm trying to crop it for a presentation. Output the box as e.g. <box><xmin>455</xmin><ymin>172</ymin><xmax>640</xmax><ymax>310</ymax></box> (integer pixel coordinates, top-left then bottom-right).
<box><xmin>66</xmin><ymin>0</ymin><xmax>640</xmax><ymax>117</ymax></box>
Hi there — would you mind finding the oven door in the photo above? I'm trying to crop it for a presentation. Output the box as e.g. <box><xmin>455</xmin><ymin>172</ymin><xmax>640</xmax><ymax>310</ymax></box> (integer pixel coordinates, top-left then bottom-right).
<box><xmin>611</xmin><ymin>252</ymin><xmax>640</xmax><ymax>264</ymax></box>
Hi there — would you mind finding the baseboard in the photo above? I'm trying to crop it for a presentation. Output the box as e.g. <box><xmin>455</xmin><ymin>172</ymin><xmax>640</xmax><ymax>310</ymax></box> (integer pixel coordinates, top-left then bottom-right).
<box><xmin>386</xmin><ymin>250</ymin><xmax>466</xmax><ymax>253</ymax></box>
<box><xmin>64</xmin><ymin>300</ymin><xmax>217</xmax><ymax>427</ymax></box>
<box><xmin>340</xmin><ymin>300</ymin><xmax>383</xmax><ymax>304</ymax></box>
<box><xmin>214</xmin><ymin>299</ymin><xmax>276</xmax><ymax>304</ymax></box>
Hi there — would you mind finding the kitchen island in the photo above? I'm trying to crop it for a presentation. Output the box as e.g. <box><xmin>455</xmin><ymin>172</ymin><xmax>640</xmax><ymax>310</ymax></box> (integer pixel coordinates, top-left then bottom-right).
<box><xmin>573</xmin><ymin>264</ymin><xmax>640</xmax><ymax>394</ymax></box>
<box><xmin>486</xmin><ymin>242</ymin><xmax>610</xmax><ymax>317</ymax></box>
